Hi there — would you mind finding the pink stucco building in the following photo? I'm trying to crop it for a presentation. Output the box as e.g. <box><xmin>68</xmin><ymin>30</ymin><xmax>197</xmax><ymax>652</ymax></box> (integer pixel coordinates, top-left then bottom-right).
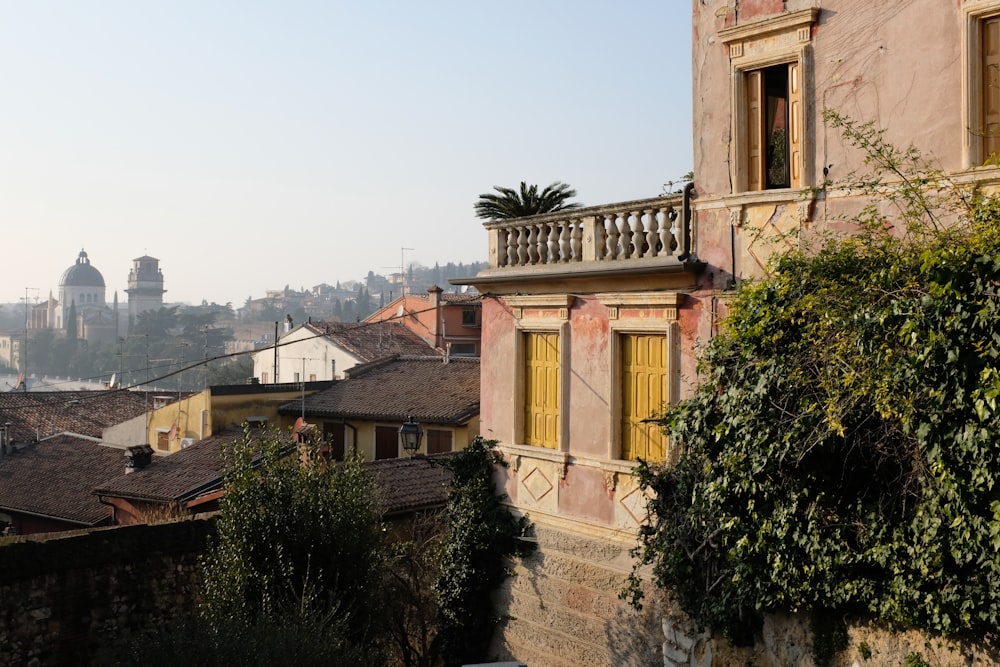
<box><xmin>457</xmin><ymin>1</ymin><xmax>1000</xmax><ymax>664</ymax></box>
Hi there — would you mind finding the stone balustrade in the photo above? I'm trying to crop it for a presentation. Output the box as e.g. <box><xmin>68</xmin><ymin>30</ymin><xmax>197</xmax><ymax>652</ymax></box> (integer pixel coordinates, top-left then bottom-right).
<box><xmin>483</xmin><ymin>194</ymin><xmax>687</xmax><ymax>270</ymax></box>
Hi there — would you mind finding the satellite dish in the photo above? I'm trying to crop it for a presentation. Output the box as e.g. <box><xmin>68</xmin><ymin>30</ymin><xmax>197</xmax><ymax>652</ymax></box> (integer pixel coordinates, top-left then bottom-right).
<box><xmin>109</xmin><ymin>373</ymin><xmax>117</xmax><ymax>389</ymax></box>
<box><xmin>168</xmin><ymin>424</ymin><xmax>178</xmax><ymax>440</ymax></box>
<box><xmin>294</xmin><ymin>417</ymin><xmax>304</xmax><ymax>432</ymax></box>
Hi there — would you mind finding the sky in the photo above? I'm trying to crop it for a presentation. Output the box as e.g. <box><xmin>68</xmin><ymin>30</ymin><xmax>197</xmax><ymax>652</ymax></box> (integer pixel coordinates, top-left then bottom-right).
<box><xmin>0</xmin><ymin>1</ymin><xmax>693</xmax><ymax>308</ymax></box>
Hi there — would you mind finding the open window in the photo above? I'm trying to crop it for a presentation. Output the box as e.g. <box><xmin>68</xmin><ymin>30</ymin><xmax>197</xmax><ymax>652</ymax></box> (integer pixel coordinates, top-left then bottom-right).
<box><xmin>720</xmin><ymin>8</ymin><xmax>817</xmax><ymax>192</ymax></box>
<box><xmin>745</xmin><ymin>62</ymin><xmax>801</xmax><ymax>190</ymax></box>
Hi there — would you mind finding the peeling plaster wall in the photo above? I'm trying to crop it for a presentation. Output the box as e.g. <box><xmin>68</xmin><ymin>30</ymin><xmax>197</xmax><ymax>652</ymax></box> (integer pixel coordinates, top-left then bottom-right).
<box><xmin>694</xmin><ymin>0</ymin><xmax>963</xmax><ymax>200</ymax></box>
<box><xmin>692</xmin><ymin>0</ymin><xmax>972</xmax><ymax>292</ymax></box>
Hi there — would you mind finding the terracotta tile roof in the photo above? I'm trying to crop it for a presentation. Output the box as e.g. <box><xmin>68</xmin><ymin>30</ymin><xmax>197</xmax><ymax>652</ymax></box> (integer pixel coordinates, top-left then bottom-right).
<box><xmin>96</xmin><ymin>426</ymin><xmax>454</xmax><ymax>516</ymax></box>
<box><xmin>440</xmin><ymin>293</ymin><xmax>481</xmax><ymax>305</ymax></box>
<box><xmin>304</xmin><ymin>321</ymin><xmax>441</xmax><ymax>361</ymax></box>
<box><xmin>0</xmin><ymin>390</ymin><xmax>153</xmax><ymax>443</ymax></box>
<box><xmin>368</xmin><ymin>454</ymin><xmax>453</xmax><ymax>515</ymax></box>
<box><xmin>279</xmin><ymin>356</ymin><xmax>480</xmax><ymax>424</ymax></box>
<box><xmin>0</xmin><ymin>435</ymin><xmax>122</xmax><ymax>526</ymax></box>
<box><xmin>94</xmin><ymin>427</ymin><xmax>252</xmax><ymax>504</ymax></box>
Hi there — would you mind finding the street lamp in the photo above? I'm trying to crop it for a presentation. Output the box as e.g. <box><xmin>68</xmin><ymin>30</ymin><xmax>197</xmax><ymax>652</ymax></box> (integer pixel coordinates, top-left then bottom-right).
<box><xmin>398</xmin><ymin>416</ymin><xmax>423</xmax><ymax>456</ymax></box>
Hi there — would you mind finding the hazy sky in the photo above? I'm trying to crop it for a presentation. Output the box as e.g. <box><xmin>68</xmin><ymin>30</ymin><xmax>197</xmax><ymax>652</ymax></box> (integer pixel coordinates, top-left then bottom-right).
<box><xmin>0</xmin><ymin>1</ymin><xmax>693</xmax><ymax>307</ymax></box>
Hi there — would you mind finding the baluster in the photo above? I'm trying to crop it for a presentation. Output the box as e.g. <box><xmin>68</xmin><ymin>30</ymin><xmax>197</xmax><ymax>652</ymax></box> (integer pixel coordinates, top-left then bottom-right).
<box><xmin>560</xmin><ymin>223</ymin><xmax>572</xmax><ymax>262</ymax></box>
<box><xmin>605</xmin><ymin>214</ymin><xmax>620</xmax><ymax>260</ymax></box>
<box><xmin>619</xmin><ymin>213</ymin><xmax>633</xmax><ymax>259</ymax></box>
<box><xmin>536</xmin><ymin>224</ymin><xmax>548</xmax><ymax>264</ymax></box>
<box><xmin>506</xmin><ymin>228</ymin><xmax>518</xmax><ymax>267</ymax></box>
<box><xmin>666</xmin><ymin>207</ymin><xmax>679</xmax><ymax>253</ymax></box>
<box><xmin>629</xmin><ymin>211</ymin><xmax>644</xmax><ymax>258</ymax></box>
<box><xmin>548</xmin><ymin>223</ymin><xmax>561</xmax><ymax>263</ymax></box>
<box><xmin>517</xmin><ymin>227</ymin><xmax>530</xmax><ymax>266</ymax></box>
<box><xmin>538</xmin><ymin>224</ymin><xmax>548</xmax><ymax>263</ymax></box>
<box><xmin>527</xmin><ymin>225</ymin><xmax>539</xmax><ymax>264</ymax></box>
<box><xmin>645</xmin><ymin>209</ymin><xmax>660</xmax><ymax>257</ymax></box>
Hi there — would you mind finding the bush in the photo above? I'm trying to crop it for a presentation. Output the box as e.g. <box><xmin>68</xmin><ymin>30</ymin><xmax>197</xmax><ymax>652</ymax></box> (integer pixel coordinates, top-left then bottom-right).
<box><xmin>625</xmin><ymin>114</ymin><xmax>1000</xmax><ymax>645</ymax></box>
<box><xmin>199</xmin><ymin>426</ymin><xmax>387</xmax><ymax>658</ymax></box>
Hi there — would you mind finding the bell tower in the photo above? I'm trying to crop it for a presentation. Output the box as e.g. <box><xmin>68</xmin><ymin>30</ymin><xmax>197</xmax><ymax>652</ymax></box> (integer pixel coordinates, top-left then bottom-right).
<box><xmin>126</xmin><ymin>255</ymin><xmax>166</xmax><ymax>324</ymax></box>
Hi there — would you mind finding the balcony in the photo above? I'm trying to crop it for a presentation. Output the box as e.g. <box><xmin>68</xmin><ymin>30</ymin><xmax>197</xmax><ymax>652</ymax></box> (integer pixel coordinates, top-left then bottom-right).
<box><xmin>456</xmin><ymin>193</ymin><xmax>702</xmax><ymax>289</ymax></box>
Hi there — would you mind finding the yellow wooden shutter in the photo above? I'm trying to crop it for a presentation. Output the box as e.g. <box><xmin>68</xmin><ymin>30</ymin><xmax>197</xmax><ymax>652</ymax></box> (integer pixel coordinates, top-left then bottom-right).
<box><xmin>746</xmin><ymin>70</ymin><xmax>765</xmax><ymax>191</ymax></box>
<box><xmin>524</xmin><ymin>332</ymin><xmax>559</xmax><ymax>448</ymax></box>
<box><xmin>983</xmin><ymin>16</ymin><xmax>1000</xmax><ymax>160</ymax></box>
<box><xmin>621</xmin><ymin>334</ymin><xmax>668</xmax><ymax>462</ymax></box>
<box><xmin>788</xmin><ymin>62</ymin><xmax>802</xmax><ymax>187</ymax></box>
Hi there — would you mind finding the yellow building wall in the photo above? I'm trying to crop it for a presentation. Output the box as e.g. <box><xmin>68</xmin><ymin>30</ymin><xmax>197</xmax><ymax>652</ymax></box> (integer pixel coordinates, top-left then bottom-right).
<box><xmin>338</xmin><ymin>416</ymin><xmax>479</xmax><ymax>460</ymax></box>
<box><xmin>146</xmin><ymin>387</ymin><xmax>325</xmax><ymax>453</ymax></box>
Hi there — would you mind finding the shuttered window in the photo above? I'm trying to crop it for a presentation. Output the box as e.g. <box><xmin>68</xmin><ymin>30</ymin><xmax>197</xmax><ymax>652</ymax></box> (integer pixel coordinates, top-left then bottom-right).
<box><xmin>427</xmin><ymin>428</ymin><xmax>453</xmax><ymax>455</ymax></box>
<box><xmin>621</xmin><ymin>333</ymin><xmax>668</xmax><ymax>462</ymax></box>
<box><xmin>984</xmin><ymin>16</ymin><xmax>1000</xmax><ymax>160</ymax></box>
<box><xmin>745</xmin><ymin>62</ymin><xmax>801</xmax><ymax>191</ymax></box>
<box><xmin>375</xmin><ymin>425</ymin><xmax>398</xmax><ymax>460</ymax></box>
<box><xmin>322</xmin><ymin>422</ymin><xmax>346</xmax><ymax>461</ymax></box>
<box><xmin>523</xmin><ymin>331</ymin><xmax>560</xmax><ymax>449</ymax></box>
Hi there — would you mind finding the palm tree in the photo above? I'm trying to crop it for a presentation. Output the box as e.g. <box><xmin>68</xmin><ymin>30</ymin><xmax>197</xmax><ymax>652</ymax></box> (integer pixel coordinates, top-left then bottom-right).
<box><xmin>474</xmin><ymin>181</ymin><xmax>582</xmax><ymax>220</ymax></box>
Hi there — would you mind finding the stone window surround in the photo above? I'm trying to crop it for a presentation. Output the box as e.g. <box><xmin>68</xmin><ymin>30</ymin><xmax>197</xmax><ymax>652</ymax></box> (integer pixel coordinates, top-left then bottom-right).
<box><xmin>964</xmin><ymin>0</ymin><xmax>1000</xmax><ymax>167</ymax></box>
<box><xmin>507</xmin><ymin>294</ymin><xmax>573</xmax><ymax>454</ymax></box>
<box><xmin>720</xmin><ymin>8</ymin><xmax>819</xmax><ymax>193</ymax></box>
<box><xmin>599</xmin><ymin>291</ymin><xmax>683</xmax><ymax>466</ymax></box>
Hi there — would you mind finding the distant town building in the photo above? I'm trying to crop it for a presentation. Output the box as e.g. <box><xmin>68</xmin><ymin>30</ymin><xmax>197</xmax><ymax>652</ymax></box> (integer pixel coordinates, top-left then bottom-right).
<box><xmin>125</xmin><ymin>255</ymin><xmax>166</xmax><ymax>324</ymax></box>
<box><xmin>25</xmin><ymin>249</ymin><xmax>162</xmax><ymax>346</ymax></box>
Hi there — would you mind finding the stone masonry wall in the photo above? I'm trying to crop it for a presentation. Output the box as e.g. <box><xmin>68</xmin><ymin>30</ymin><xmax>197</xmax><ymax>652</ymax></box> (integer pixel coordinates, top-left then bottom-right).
<box><xmin>490</xmin><ymin>521</ymin><xmax>1000</xmax><ymax>667</ymax></box>
<box><xmin>0</xmin><ymin>517</ymin><xmax>214</xmax><ymax>666</ymax></box>
<box><xmin>491</xmin><ymin>522</ymin><xmax>667</xmax><ymax>666</ymax></box>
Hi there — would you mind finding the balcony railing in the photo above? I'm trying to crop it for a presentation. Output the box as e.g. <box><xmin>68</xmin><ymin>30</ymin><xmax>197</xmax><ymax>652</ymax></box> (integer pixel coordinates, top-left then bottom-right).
<box><xmin>483</xmin><ymin>193</ymin><xmax>689</xmax><ymax>271</ymax></box>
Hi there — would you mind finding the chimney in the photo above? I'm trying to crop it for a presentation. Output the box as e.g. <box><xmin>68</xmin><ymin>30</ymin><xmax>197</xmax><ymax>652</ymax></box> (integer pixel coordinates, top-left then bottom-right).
<box><xmin>284</xmin><ymin>314</ymin><xmax>294</xmax><ymax>332</ymax></box>
<box><xmin>124</xmin><ymin>444</ymin><xmax>155</xmax><ymax>474</ymax></box>
<box><xmin>428</xmin><ymin>285</ymin><xmax>443</xmax><ymax>348</ymax></box>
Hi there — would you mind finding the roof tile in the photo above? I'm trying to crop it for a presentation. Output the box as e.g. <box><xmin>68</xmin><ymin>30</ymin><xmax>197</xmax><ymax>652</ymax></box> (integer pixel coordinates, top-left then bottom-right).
<box><xmin>0</xmin><ymin>435</ymin><xmax>122</xmax><ymax>526</ymax></box>
<box><xmin>279</xmin><ymin>356</ymin><xmax>479</xmax><ymax>424</ymax></box>
<box><xmin>0</xmin><ymin>390</ymin><xmax>155</xmax><ymax>442</ymax></box>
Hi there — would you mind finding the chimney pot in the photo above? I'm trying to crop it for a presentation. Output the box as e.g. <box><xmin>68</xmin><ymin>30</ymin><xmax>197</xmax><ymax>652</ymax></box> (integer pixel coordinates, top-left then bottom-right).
<box><xmin>124</xmin><ymin>444</ymin><xmax>155</xmax><ymax>474</ymax></box>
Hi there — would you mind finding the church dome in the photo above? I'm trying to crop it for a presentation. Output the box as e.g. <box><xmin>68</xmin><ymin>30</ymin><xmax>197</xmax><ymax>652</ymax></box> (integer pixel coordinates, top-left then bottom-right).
<box><xmin>60</xmin><ymin>249</ymin><xmax>106</xmax><ymax>288</ymax></box>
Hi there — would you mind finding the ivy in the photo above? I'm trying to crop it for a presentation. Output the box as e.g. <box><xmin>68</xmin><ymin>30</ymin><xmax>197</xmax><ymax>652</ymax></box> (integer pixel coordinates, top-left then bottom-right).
<box><xmin>625</xmin><ymin>113</ymin><xmax>1000</xmax><ymax>649</ymax></box>
<box><xmin>433</xmin><ymin>436</ymin><xmax>535</xmax><ymax>667</ymax></box>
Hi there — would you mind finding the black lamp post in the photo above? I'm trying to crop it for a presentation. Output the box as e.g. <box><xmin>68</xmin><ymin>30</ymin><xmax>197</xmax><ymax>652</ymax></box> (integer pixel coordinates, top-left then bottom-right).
<box><xmin>398</xmin><ymin>416</ymin><xmax>423</xmax><ymax>457</ymax></box>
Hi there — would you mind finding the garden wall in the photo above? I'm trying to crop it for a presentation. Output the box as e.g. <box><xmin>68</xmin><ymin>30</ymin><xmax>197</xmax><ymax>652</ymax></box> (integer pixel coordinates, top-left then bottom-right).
<box><xmin>0</xmin><ymin>517</ymin><xmax>214</xmax><ymax>666</ymax></box>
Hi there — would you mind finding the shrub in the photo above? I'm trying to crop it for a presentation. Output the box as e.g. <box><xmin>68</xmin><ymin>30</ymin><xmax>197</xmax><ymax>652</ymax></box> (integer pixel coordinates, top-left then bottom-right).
<box><xmin>625</xmin><ymin>114</ymin><xmax>1000</xmax><ymax>645</ymax></box>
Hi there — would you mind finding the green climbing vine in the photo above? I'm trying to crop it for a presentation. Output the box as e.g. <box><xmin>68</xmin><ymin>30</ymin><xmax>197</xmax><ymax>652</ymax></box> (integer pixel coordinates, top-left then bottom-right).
<box><xmin>625</xmin><ymin>112</ymin><xmax>1000</xmax><ymax>646</ymax></box>
<box><xmin>434</xmin><ymin>436</ymin><xmax>535</xmax><ymax>667</ymax></box>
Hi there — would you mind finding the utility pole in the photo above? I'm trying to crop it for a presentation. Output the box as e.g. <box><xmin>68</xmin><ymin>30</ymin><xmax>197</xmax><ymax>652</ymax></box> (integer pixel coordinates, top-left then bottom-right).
<box><xmin>20</xmin><ymin>288</ymin><xmax>38</xmax><ymax>391</ymax></box>
<box><xmin>401</xmin><ymin>247</ymin><xmax>413</xmax><ymax>296</ymax></box>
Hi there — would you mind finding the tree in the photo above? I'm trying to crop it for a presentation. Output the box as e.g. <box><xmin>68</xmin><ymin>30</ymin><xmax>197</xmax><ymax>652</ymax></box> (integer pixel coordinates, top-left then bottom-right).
<box><xmin>199</xmin><ymin>427</ymin><xmax>387</xmax><ymax>663</ymax></box>
<box><xmin>473</xmin><ymin>181</ymin><xmax>582</xmax><ymax>220</ymax></box>
<box><xmin>65</xmin><ymin>301</ymin><xmax>77</xmax><ymax>341</ymax></box>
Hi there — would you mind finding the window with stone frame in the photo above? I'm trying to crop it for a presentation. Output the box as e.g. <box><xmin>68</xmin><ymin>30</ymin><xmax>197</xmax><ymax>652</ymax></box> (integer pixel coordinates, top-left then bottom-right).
<box><xmin>720</xmin><ymin>8</ymin><xmax>817</xmax><ymax>193</ymax></box>
<box><xmin>522</xmin><ymin>330</ymin><xmax>560</xmax><ymax>449</ymax></box>
<box><xmin>966</xmin><ymin>3</ymin><xmax>1000</xmax><ymax>165</ymax></box>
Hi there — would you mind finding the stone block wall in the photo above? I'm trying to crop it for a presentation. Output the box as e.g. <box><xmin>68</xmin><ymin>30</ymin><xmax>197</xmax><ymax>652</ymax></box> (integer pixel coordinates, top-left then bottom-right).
<box><xmin>0</xmin><ymin>517</ymin><xmax>214</xmax><ymax>666</ymax></box>
<box><xmin>489</xmin><ymin>519</ymin><xmax>1000</xmax><ymax>667</ymax></box>
<box><xmin>491</xmin><ymin>522</ymin><xmax>666</xmax><ymax>666</ymax></box>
